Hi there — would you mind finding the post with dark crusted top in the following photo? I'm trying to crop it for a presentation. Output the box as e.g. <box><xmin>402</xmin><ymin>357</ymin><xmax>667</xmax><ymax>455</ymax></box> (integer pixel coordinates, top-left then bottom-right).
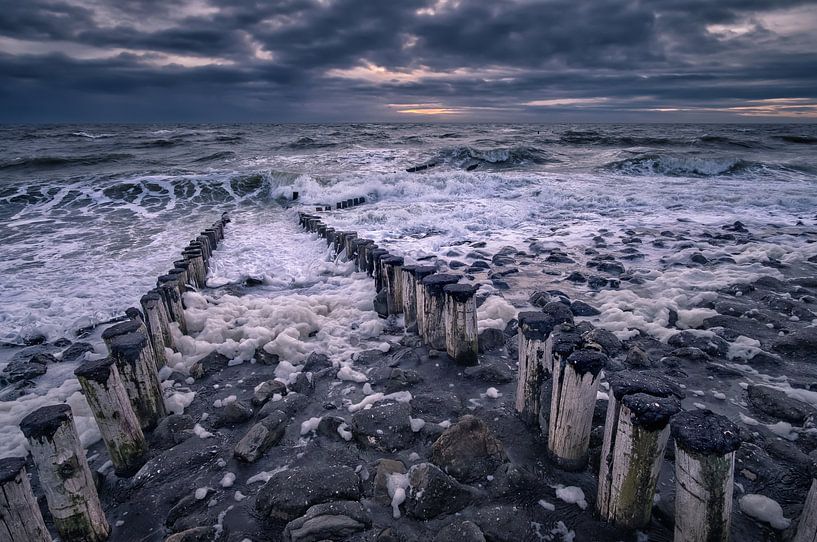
<box><xmin>401</xmin><ymin>265</ymin><xmax>419</xmax><ymax>331</ymax></box>
<box><xmin>515</xmin><ymin>312</ymin><xmax>554</xmax><ymax>426</ymax></box>
<box><xmin>383</xmin><ymin>256</ymin><xmax>405</xmax><ymax>315</ymax></box>
<box><xmin>156</xmin><ymin>275</ymin><xmax>187</xmax><ymax>334</ymax></box>
<box><xmin>0</xmin><ymin>457</ymin><xmax>51</xmax><ymax>542</ymax></box>
<box><xmin>420</xmin><ymin>274</ymin><xmax>461</xmax><ymax>349</ymax></box>
<box><xmin>343</xmin><ymin>232</ymin><xmax>358</xmax><ymax>261</ymax></box>
<box><xmin>74</xmin><ymin>357</ymin><xmax>148</xmax><ymax>477</ymax></box>
<box><xmin>371</xmin><ymin>250</ymin><xmax>391</xmax><ymax>293</ymax></box>
<box><xmin>597</xmin><ymin>371</ymin><xmax>682</xmax><ymax>528</ymax></box>
<box><xmin>443</xmin><ymin>283</ymin><xmax>479</xmax><ymax>365</ymax></box>
<box><xmin>103</xmin><ymin>321</ymin><xmax>167</xmax><ymax>431</ymax></box>
<box><xmin>548</xmin><ymin>349</ymin><xmax>607</xmax><ymax>470</ymax></box>
<box><xmin>140</xmin><ymin>290</ymin><xmax>173</xmax><ymax>368</ymax></box>
<box><xmin>20</xmin><ymin>404</ymin><xmax>110</xmax><ymax>542</ymax></box>
<box><xmin>671</xmin><ymin>409</ymin><xmax>741</xmax><ymax>542</ymax></box>
<box><xmin>411</xmin><ymin>266</ymin><xmax>438</xmax><ymax>337</ymax></box>
<box><xmin>795</xmin><ymin>479</ymin><xmax>817</xmax><ymax>542</ymax></box>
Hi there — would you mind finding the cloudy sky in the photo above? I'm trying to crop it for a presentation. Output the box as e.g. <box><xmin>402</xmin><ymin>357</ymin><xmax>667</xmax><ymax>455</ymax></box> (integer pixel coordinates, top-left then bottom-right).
<box><xmin>1</xmin><ymin>0</ymin><xmax>816</xmax><ymax>122</ymax></box>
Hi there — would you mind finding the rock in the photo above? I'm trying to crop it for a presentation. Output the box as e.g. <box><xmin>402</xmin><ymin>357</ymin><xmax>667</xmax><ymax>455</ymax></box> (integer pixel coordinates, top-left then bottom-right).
<box><xmin>213</xmin><ymin>400</ymin><xmax>253</xmax><ymax>428</ymax></box>
<box><xmin>259</xmin><ymin>392</ymin><xmax>310</xmax><ymax>417</ymax></box>
<box><xmin>256</xmin><ymin>464</ymin><xmax>361</xmax><ymax>521</ymax></box>
<box><xmin>667</xmin><ymin>331</ymin><xmax>729</xmax><ymax>357</ymax></box>
<box><xmin>566</xmin><ymin>271</ymin><xmax>586</xmax><ymax>283</ymax></box>
<box><xmin>478</xmin><ymin>328</ymin><xmax>505</xmax><ymax>353</ymax></box>
<box><xmin>352</xmin><ymin>402</ymin><xmax>414</xmax><ymax>452</ymax></box>
<box><xmin>373</xmin><ymin>459</ymin><xmax>407</xmax><ymax>504</ymax></box>
<box><xmin>152</xmin><ymin>414</ymin><xmax>195</xmax><ymax>449</ymax></box>
<box><xmin>372</xmin><ymin>368</ymin><xmax>423</xmax><ymax>393</ymax></box>
<box><xmin>747</xmin><ymin>385</ymin><xmax>815</xmax><ymax>424</ymax></box>
<box><xmin>253</xmin><ymin>380</ymin><xmax>287</xmax><ymax>406</ymax></box>
<box><xmin>412</xmin><ymin>392</ymin><xmax>463</xmax><ymax>422</ymax></box>
<box><xmin>473</xmin><ymin>504</ymin><xmax>534</xmax><ymax>542</ymax></box>
<box><xmin>433</xmin><ymin>521</ymin><xmax>486</xmax><ymax>542</ymax></box>
<box><xmin>283</xmin><ymin>500</ymin><xmax>371</xmax><ymax>542</ymax></box>
<box><xmin>670</xmin><ymin>347</ymin><xmax>711</xmax><ymax>362</ymax></box>
<box><xmin>583</xmin><ymin>328</ymin><xmax>622</xmax><ymax>356</ymax></box>
<box><xmin>773</xmin><ymin>328</ymin><xmax>817</xmax><ymax>360</ymax></box>
<box><xmin>189</xmin><ymin>352</ymin><xmax>230</xmax><ymax>379</ymax></box>
<box><xmin>690</xmin><ymin>253</ymin><xmax>708</xmax><ymax>265</ymax></box>
<box><xmin>529</xmin><ymin>291</ymin><xmax>551</xmax><ymax>307</ymax></box>
<box><xmin>165</xmin><ymin>527</ymin><xmax>214</xmax><ymax>542</ymax></box>
<box><xmin>389</xmin><ymin>348</ymin><xmax>421</xmax><ymax>367</ymax></box>
<box><xmin>61</xmin><ymin>341</ymin><xmax>94</xmax><ymax>361</ymax></box>
<box><xmin>303</xmin><ymin>352</ymin><xmax>332</xmax><ymax>372</ymax></box>
<box><xmin>234</xmin><ymin>410</ymin><xmax>288</xmax><ymax>462</ymax></box>
<box><xmin>374</xmin><ymin>290</ymin><xmax>389</xmax><ymax>318</ymax></box>
<box><xmin>253</xmin><ymin>348</ymin><xmax>279</xmax><ymax>366</ymax></box>
<box><xmin>431</xmin><ymin>415</ymin><xmax>508</xmax><ymax>483</ymax></box>
<box><xmin>625</xmin><ymin>346</ymin><xmax>651</xmax><ymax>367</ymax></box>
<box><xmin>463</xmin><ymin>362</ymin><xmax>513</xmax><ymax>384</ymax></box>
<box><xmin>405</xmin><ymin>463</ymin><xmax>472</xmax><ymax>519</ymax></box>
<box><xmin>0</xmin><ymin>357</ymin><xmax>48</xmax><ymax>384</ymax></box>
<box><xmin>542</xmin><ymin>301</ymin><xmax>574</xmax><ymax>324</ymax></box>
<box><xmin>165</xmin><ymin>489</ymin><xmax>213</xmax><ymax>530</ymax></box>
<box><xmin>595</xmin><ymin>261</ymin><xmax>625</xmax><ymax>275</ymax></box>
<box><xmin>289</xmin><ymin>373</ymin><xmax>314</xmax><ymax>395</ymax></box>
<box><xmin>570</xmin><ymin>300</ymin><xmax>600</xmax><ymax>316</ymax></box>
<box><xmin>489</xmin><ymin>463</ymin><xmax>539</xmax><ymax>499</ymax></box>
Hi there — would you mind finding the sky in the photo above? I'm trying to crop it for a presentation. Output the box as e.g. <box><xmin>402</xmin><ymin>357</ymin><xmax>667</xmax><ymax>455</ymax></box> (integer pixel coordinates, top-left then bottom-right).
<box><xmin>1</xmin><ymin>0</ymin><xmax>817</xmax><ymax>123</ymax></box>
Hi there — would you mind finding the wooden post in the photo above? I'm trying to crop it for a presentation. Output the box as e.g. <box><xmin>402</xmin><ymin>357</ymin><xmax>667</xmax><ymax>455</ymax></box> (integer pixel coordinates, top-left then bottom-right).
<box><xmin>292</xmin><ymin>191</ymin><xmax>299</xmax><ymax>200</ymax></box>
<box><xmin>368</xmin><ymin>248</ymin><xmax>387</xmax><ymax>282</ymax></box>
<box><xmin>324</xmin><ymin>228</ymin><xmax>336</xmax><ymax>248</ymax></box>
<box><xmin>20</xmin><ymin>405</ymin><xmax>110</xmax><ymax>542</ymax></box>
<box><xmin>515</xmin><ymin>311</ymin><xmax>556</xmax><ymax>426</ymax></box>
<box><xmin>0</xmin><ymin>457</ymin><xmax>51</xmax><ymax>542</ymax></box>
<box><xmin>372</xmin><ymin>250</ymin><xmax>391</xmax><ymax>293</ymax></box>
<box><xmin>401</xmin><ymin>265</ymin><xmax>419</xmax><ymax>332</ymax></box>
<box><xmin>411</xmin><ymin>266</ymin><xmax>437</xmax><ymax>337</ymax></box>
<box><xmin>671</xmin><ymin>409</ymin><xmax>741</xmax><ymax>542</ymax></box>
<box><xmin>795</xmin><ymin>479</ymin><xmax>817</xmax><ymax>542</ymax></box>
<box><xmin>172</xmin><ymin>260</ymin><xmax>191</xmax><ymax>289</ymax></box>
<box><xmin>443</xmin><ymin>284</ymin><xmax>479</xmax><ymax>365</ymax></box>
<box><xmin>74</xmin><ymin>357</ymin><xmax>149</xmax><ymax>477</ymax></box>
<box><xmin>548</xmin><ymin>349</ymin><xmax>607</xmax><ymax>470</ymax></box>
<box><xmin>182</xmin><ymin>248</ymin><xmax>206</xmax><ymax>288</ymax></box>
<box><xmin>383</xmin><ymin>256</ymin><xmax>405</xmax><ymax>315</ymax></box>
<box><xmin>157</xmin><ymin>276</ymin><xmax>187</xmax><ymax>334</ymax></box>
<box><xmin>103</xmin><ymin>323</ymin><xmax>167</xmax><ymax>431</ymax></box>
<box><xmin>346</xmin><ymin>198</ymin><xmax>354</xmax><ymax>208</ymax></box>
<box><xmin>343</xmin><ymin>232</ymin><xmax>358</xmax><ymax>261</ymax></box>
<box><xmin>597</xmin><ymin>371</ymin><xmax>682</xmax><ymax>528</ymax></box>
<box><xmin>420</xmin><ymin>274</ymin><xmax>461</xmax><ymax>349</ymax></box>
<box><xmin>195</xmin><ymin>235</ymin><xmax>212</xmax><ymax>262</ymax></box>
<box><xmin>356</xmin><ymin>240</ymin><xmax>374</xmax><ymax>273</ymax></box>
<box><xmin>140</xmin><ymin>290</ymin><xmax>173</xmax><ymax>366</ymax></box>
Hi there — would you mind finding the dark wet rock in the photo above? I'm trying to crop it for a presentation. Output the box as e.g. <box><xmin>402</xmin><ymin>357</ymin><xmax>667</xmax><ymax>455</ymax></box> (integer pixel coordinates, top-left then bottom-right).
<box><xmin>371</xmin><ymin>368</ymin><xmax>423</xmax><ymax>393</ymax></box>
<box><xmin>234</xmin><ymin>410</ymin><xmax>288</xmax><ymax>462</ymax></box>
<box><xmin>61</xmin><ymin>341</ymin><xmax>94</xmax><ymax>361</ymax></box>
<box><xmin>583</xmin><ymin>328</ymin><xmax>622</xmax><ymax>356</ymax></box>
<box><xmin>412</xmin><ymin>392</ymin><xmax>463</xmax><ymax>422</ymax></box>
<box><xmin>253</xmin><ymin>348</ymin><xmax>280</xmax><ymax>366</ymax></box>
<box><xmin>10</xmin><ymin>344</ymin><xmax>59</xmax><ymax>362</ymax></box>
<box><xmin>541</xmin><ymin>301</ymin><xmax>574</xmax><ymax>325</ymax></box>
<box><xmin>528</xmin><ymin>291</ymin><xmax>551</xmax><ymax>307</ymax></box>
<box><xmin>431</xmin><ymin>415</ymin><xmax>508</xmax><ymax>483</ymax></box>
<box><xmin>490</xmin><ymin>279</ymin><xmax>510</xmax><ymax>290</ymax></box>
<box><xmin>165</xmin><ymin>527</ymin><xmax>214</xmax><ymax>542</ymax></box>
<box><xmin>405</xmin><ymin>463</ymin><xmax>472</xmax><ymax>519</ymax></box>
<box><xmin>755</xmin><ymin>276</ymin><xmax>787</xmax><ymax>290</ymax></box>
<box><xmin>189</xmin><ymin>351</ymin><xmax>230</xmax><ymax>379</ymax></box>
<box><xmin>152</xmin><ymin>414</ymin><xmax>195</xmax><ymax>450</ymax></box>
<box><xmin>625</xmin><ymin>346</ymin><xmax>651</xmax><ymax>367</ymax></box>
<box><xmin>373</xmin><ymin>459</ymin><xmax>407</xmax><ymax>504</ymax></box>
<box><xmin>352</xmin><ymin>402</ymin><xmax>413</xmax><ymax>452</ymax></box>
<box><xmin>253</xmin><ymin>379</ymin><xmax>288</xmax><ymax>406</ymax></box>
<box><xmin>0</xmin><ymin>357</ymin><xmax>48</xmax><ymax>384</ymax></box>
<box><xmin>259</xmin><ymin>392</ymin><xmax>310</xmax><ymax>417</ymax></box>
<box><xmin>473</xmin><ymin>504</ymin><xmax>534</xmax><ymax>542</ymax></box>
<box><xmin>478</xmin><ymin>328</ymin><xmax>505</xmax><ymax>353</ymax></box>
<box><xmin>316</xmin><ymin>416</ymin><xmax>351</xmax><ymax>441</ymax></box>
<box><xmin>773</xmin><ymin>327</ymin><xmax>817</xmax><ymax>360</ymax></box>
<box><xmin>724</xmin><ymin>221</ymin><xmax>748</xmax><ymax>233</ymax></box>
<box><xmin>289</xmin><ymin>373</ymin><xmax>314</xmax><ymax>395</ymax></box>
<box><xmin>491</xmin><ymin>254</ymin><xmax>515</xmax><ymax>267</ymax></box>
<box><xmin>670</xmin><ymin>347</ymin><xmax>711</xmax><ymax>362</ymax></box>
<box><xmin>570</xmin><ymin>300</ymin><xmax>600</xmax><ymax>316</ymax></box>
<box><xmin>283</xmin><ymin>500</ymin><xmax>371</xmax><ymax>542</ymax></box>
<box><xmin>566</xmin><ymin>271</ymin><xmax>586</xmax><ymax>283</ymax></box>
<box><xmin>589</xmin><ymin>260</ymin><xmax>625</xmax><ymax>275</ymax></box>
<box><xmin>747</xmin><ymin>385</ymin><xmax>815</xmax><ymax>424</ymax></box>
<box><xmin>764</xmin><ymin>439</ymin><xmax>817</xmax><ymax>477</ymax></box>
<box><xmin>213</xmin><ymin>400</ymin><xmax>253</xmax><ymax>428</ymax></box>
<box><xmin>354</xmin><ymin>349</ymin><xmax>386</xmax><ymax>366</ymax></box>
<box><xmin>690</xmin><ymin>253</ymin><xmax>709</xmax><ymax>265</ymax></box>
<box><xmin>667</xmin><ymin>331</ymin><xmax>729</xmax><ymax>357</ymax></box>
<box><xmin>303</xmin><ymin>352</ymin><xmax>332</xmax><ymax>372</ymax></box>
<box><xmin>389</xmin><ymin>348</ymin><xmax>421</xmax><ymax>367</ymax></box>
<box><xmin>433</xmin><ymin>521</ymin><xmax>486</xmax><ymax>542</ymax></box>
<box><xmin>256</xmin><ymin>464</ymin><xmax>362</xmax><ymax>522</ymax></box>
<box><xmin>464</xmin><ymin>362</ymin><xmax>513</xmax><ymax>384</ymax></box>
<box><xmin>165</xmin><ymin>490</ymin><xmax>214</xmax><ymax>530</ymax></box>
<box><xmin>448</xmin><ymin>260</ymin><xmax>467</xmax><ymax>269</ymax></box>
<box><xmin>587</xmin><ymin>275</ymin><xmax>611</xmax><ymax>289</ymax></box>
<box><xmin>489</xmin><ymin>463</ymin><xmax>538</xmax><ymax>499</ymax></box>
<box><xmin>545</xmin><ymin>252</ymin><xmax>574</xmax><ymax>264</ymax></box>
<box><xmin>374</xmin><ymin>289</ymin><xmax>389</xmax><ymax>317</ymax></box>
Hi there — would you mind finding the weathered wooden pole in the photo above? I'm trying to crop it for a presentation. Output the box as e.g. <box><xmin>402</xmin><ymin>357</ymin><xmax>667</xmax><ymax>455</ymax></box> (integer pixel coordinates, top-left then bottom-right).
<box><xmin>795</xmin><ymin>479</ymin><xmax>817</xmax><ymax>542</ymax></box>
<box><xmin>383</xmin><ymin>256</ymin><xmax>405</xmax><ymax>315</ymax></box>
<box><xmin>103</xmin><ymin>322</ymin><xmax>167</xmax><ymax>431</ymax></box>
<box><xmin>140</xmin><ymin>289</ymin><xmax>173</xmax><ymax>367</ymax></box>
<box><xmin>443</xmin><ymin>283</ymin><xmax>479</xmax><ymax>365</ymax></box>
<box><xmin>324</xmin><ymin>227</ymin><xmax>336</xmax><ymax>248</ymax></box>
<box><xmin>182</xmin><ymin>248</ymin><xmax>206</xmax><ymax>288</ymax></box>
<box><xmin>74</xmin><ymin>357</ymin><xmax>149</xmax><ymax>477</ymax></box>
<box><xmin>372</xmin><ymin>250</ymin><xmax>391</xmax><ymax>293</ymax></box>
<box><xmin>597</xmin><ymin>371</ymin><xmax>682</xmax><ymax>528</ymax></box>
<box><xmin>356</xmin><ymin>240</ymin><xmax>374</xmax><ymax>273</ymax></box>
<box><xmin>548</xmin><ymin>348</ymin><xmax>607</xmax><ymax>470</ymax></box>
<box><xmin>0</xmin><ymin>457</ymin><xmax>51</xmax><ymax>542</ymax></box>
<box><xmin>157</xmin><ymin>275</ymin><xmax>187</xmax><ymax>334</ymax></box>
<box><xmin>20</xmin><ymin>405</ymin><xmax>110</xmax><ymax>542</ymax></box>
<box><xmin>411</xmin><ymin>266</ymin><xmax>438</xmax><ymax>337</ymax></box>
<box><xmin>401</xmin><ymin>265</ymin><xmax>419</xmax><ymax>331</ymax></box>
<box><xmin>343</xmin><ymin>232</ymin><xmax>359</xmax><ymax>261</ymax></box>
<box><xmin>671</xmin><ymin>409</ymin><xmax>741</xmax><ymax>542</ymax></box>
<box><xmin>515</xmin><ymin>312</ymin><xmax>555</xmax><ymax>426</ymax></box>
<box><xmin>420</xmin><ymin>274</ymin><xmax>461</xmax><ymax>349</ymax></box>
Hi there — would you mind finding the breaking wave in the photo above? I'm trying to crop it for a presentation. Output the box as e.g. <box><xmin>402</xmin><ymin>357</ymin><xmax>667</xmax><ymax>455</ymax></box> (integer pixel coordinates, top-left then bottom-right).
<box><xmin>603</xmin><ymin>153</ymin><xmax>758</xmax><ymax>176</ymax></box>
<box><xmin>0</xmin><ymin>153</ymin><xmax>134</xmax><ymax>171</ymax></box>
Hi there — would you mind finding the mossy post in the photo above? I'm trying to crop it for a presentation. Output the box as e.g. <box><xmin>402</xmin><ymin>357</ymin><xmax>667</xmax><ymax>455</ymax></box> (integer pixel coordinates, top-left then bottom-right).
<box><xmin>671</xmin><ymin>409</ymin><xmax>741</xmax><ymax>542</ymax></box>
<box><xmin>515</xmin><ymin>312</ymin><xmax>555</xmax><ymax>426</ymax></box>
<box><xmin>411</xmin><ymin>266</ymin><xmax>438</xmax><ymax>338</ymax></box>
<box><xmin>383</xmin><ymin>256</ymin><xmax>405</xmax><ymax>315</ymax></box>
<box><xmin>548</xmin><ymin>349</ymin><xmax>607</xmax><ymax>470</ymax></box>
<box><xmin>420</xmin><ymin>274</ymin><xmax>461</xmax><ymax>349</ymax></box>
<box><xmin>0</xmin><ymin>457</ymin><xmax>51</xmax><ymax>542</ymax></box>
<box><xmin>401</xmin><ymin>265</ymin><xmax>419</xmax><ymax>332</ymax></box>
<box><xmin>103</xmin><ymin>321</ymin><xmax>167</xmax><ymax>431</ymax></box>
<box><xmin>74</xmin><ymin>357</ymin><xmax>149</xmax><ymax>477</ymax></box>
<box><xmin>597</xmin><ymin>371</ymin><xmax>682</xmax><ymax>528</ymax></box>
<box><xmin>795</xmin><ymin>479</ymin><xmax>817</xmax><ymax>542</ymax></box>
<box><xmin>140</xmin><ymin>290</ymin><xmax>172</xmax><ymax>368</ymax></box>
<box><xmin>443</xmin><ymin>283</ymin><xmax>479</xmax><ymax>365</ymax></box>
<box><xmin>372</xmin><ymin>250</ymin><xmax>391</xmax><ymax>293</ymax></box>
<box><xmin>181</xmin><ymin>248</ymin><xmax>206</xmax><ymax>288</ymax></box>
<box><xmin>157</xmin><ymin>275</ymin><xmax>187</xmax><ymax>334</ymax></box>
<box><xmin>20</xmin><ymin>405</ymin><xmax>110</xmax><ymax>542</ymax></box>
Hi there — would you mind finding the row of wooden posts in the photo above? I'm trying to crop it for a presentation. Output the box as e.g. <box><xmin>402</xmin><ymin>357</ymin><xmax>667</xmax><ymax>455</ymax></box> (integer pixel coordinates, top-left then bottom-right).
<box><xmin>298</xmin><ymin>209</ymin><xmax>817</xmax><ymax>542</ymax></box>
<box><xmin>0</xmin><ymin>214</ymin><xmax>229</xmax><ymax>542</ymax></box>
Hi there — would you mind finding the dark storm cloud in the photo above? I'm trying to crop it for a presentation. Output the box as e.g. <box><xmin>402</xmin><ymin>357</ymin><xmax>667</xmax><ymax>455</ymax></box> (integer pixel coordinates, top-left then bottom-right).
<box><xmin>1</xmin><ymin>0</ymin><xmax>816</xmax><ymax>121</ymax></box>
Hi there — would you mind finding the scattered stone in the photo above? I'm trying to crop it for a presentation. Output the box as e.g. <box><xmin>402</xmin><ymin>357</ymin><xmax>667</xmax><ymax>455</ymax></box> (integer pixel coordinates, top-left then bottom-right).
<box><xmin>412</xmin><ymin>392</ymin><xmax>463</xmax><ymax>422</ymax></box>
<box><xmin>583</xmin><ymin>328</ymin><xmax>623</xmax><ymax>356</ymax></box>
<box><xmin>165</xmin><ymin>527</ymin><xmax>214</xmax><ymax>542</ymax></box>
<box><xmin>691</xmin><ymin>253</ymin><xmax>709</xmax><ymax>265</ymax></box>
<box><xmin>478</xmin><ymin>328</ymin><xmax>505</xmax><ymax>353</ymax></box>
<box><xmin>189</xmin><ymin>352</ymin><xmax>230</xmax><ymax>379</ymax></box>
<box><xmin>747</xmin><ymin>385</ymin><xmax>815</xmax><ymax>424</ymax></box>
<box><xmin>289</xmin><ymin>373</ymin><xmax>314</xmax><ymax>395</ymax></box>
<box><xmin>234</xmin><ymin>410</ymin><xmax>288</xmax><ymax>462</ymax></box>
<box><xmin>352</xmin><ymin>402</ymin><xmax>414</xmax><ymax>452</ymax></box>
<box><xmin>213</xmin><ymin>400</ymin><xmax>253</xmax><ymax>428</ymax></box>
<box><xmin>372</xmin><ymin>368</ymin><xmax>423</xmax><ymax>393</ymax></box>
<box><xmin>303</xmin><ymin>352</ymin><xmax>332</xmax><ymax>372</ymax></box>
<box><xmin>463</xmin><ymin>362</ymin><xmax>513</xmax><ymax>384</ymax></box>
<box><xmin>373</xmin><ymin>459</ymin><xmax>407</xmax><ymax>505</ymax></box>
<box><xmin>625</xmin><ymin>346</ymin><xmax>651</xmax><ymax>367</ymax></box>
<box><xmin>489</xmin><ymin>463</ymin><xmax>539</xmax><ymax>499</ymax></box>
<box><xmin>0</xmin><ymin>357</ymin><xmax>48</xmax><ymax>384</ymax></box>
<box><xmin>405</xmin><ymin>463</ymin><xmax>472</xmax><ymax>519</ymax></box>
<box><xmin>253</xmin><ymin>348</ymin><xmax>280</xmax><ymax>366</ymax></box>
<box><xmin>473</xmin><ymin>504</ymin><xmax>534</xmax><ymax>542</ymax></box>
<box><xmin>670</xmin><ymin>347</ymin><xmax>711</xmax><ymax>363</ymax></box>
<box><xmin>431</xmin><ymin>415</ymin><xmax>508</xmax><ymax>483</ymax></box>
<box><xmin>374</xmin><ymin>289</ymin><xmax>389</xmax><ymax>317</ymax></box>
<box><xmin>566</xmin><ymin>271</ymin><xmax>586</xmax><ymax>283</ymax></box>
<box><xmin>152</xmin><ymin>414</ymin><xmax>195</xmax><ymax>449</ymax></box>
<box><xmin>283</xmin><ymin>500</ymin><xmax>371</xmax><ymax>542</ymax></box>
<box><xmin>772</xmin><ymin>328</ymin><xmax>817</xmax><ymax>360</ymax></box>
<box><xmin>253</xmin><ymin>380</ymin><xmax>288</xmax><ymax>406</ymax></box>
<box><xmin>256</xmin><ymin>464</ymin><xmax>361</xmax><ymax>521</ymax></box>
<box><xmin>61</xmin><ymin>341</ymin><xmax>94</xmax><ymax>361</ymax></box>
<box><xmin>570</xmin><ymin>300</ymin><xmax>600</xmax><ymax>316</ymax></box>
<box><xmin>433</xmin><ymin>521</ymin><xmax>486</xmax><ymax>542</ymax></box>
<box><xmin>667</xmin><ymin>331</ymin><xmax>729</xmax><ymax>357</ymax></box>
